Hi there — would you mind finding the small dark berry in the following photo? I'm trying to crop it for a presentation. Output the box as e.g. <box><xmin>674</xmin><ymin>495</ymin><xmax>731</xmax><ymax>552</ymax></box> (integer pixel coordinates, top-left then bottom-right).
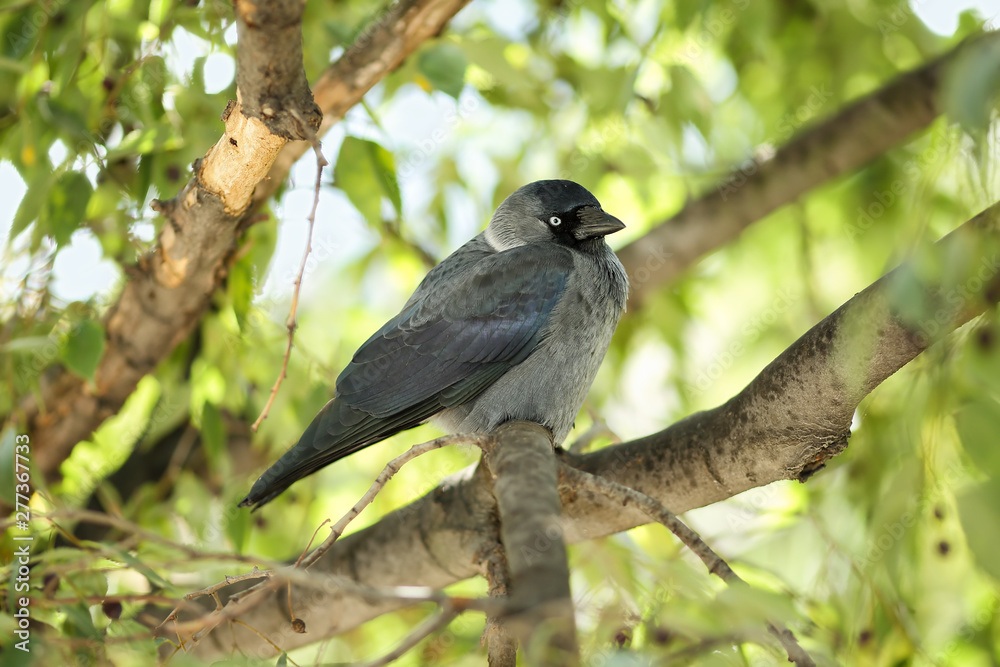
<box><xmin>102</xmin><ymin>600</ymin><xmax>123</xmax><ymax>620</ymax></box>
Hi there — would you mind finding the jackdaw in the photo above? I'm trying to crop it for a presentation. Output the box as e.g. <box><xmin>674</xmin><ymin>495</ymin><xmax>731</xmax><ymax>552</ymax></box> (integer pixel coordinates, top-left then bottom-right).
<box><xmin>240</xmin><ymin>180</ymin><xmax>628</xmax><ymax>509</ymax></box>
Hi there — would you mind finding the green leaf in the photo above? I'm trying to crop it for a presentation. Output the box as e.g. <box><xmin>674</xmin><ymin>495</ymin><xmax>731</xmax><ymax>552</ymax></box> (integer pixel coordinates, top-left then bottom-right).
<box><xmin>957</xmin><ymin>480</ymin><xmax>1000</xmax><ymax>583</ymax></box>
<box><xmin>955</xmin><ymin>398</ymin><xmax>1000</xmax><ymax>476</ymax></box>
<box><xmin>62</xmin><ymin>319</ymin><xmax>106</xmax><ymax>382</ymax></box>
<box><xmin>418</xmin><ymin>43</ymin><xmax>468</xmax><ymax>99</ymax></box>
<box><xmin>38</xmin><ymin>96</ymin><xmax>93</xmax><ymax>146</ymax></box>
<box><xmin>103</xmin><ymin>547</ymin><xmax>172</xmax><ymax>591</ymax></box>
<box><xmin>61</xmin><ymin>601</ymin><xmax>103</xmax><ymax>640</ymax></box>
<box><xmin>10</xmin><ymin>169</ymin><xmax>57</xmax><ymax>242</ymax></box>
<box><xmin>225</xmin><ymin>497</ymin><xmax>251</xmax><ymax>554</ymax></box>
<box><xmin>0</xmin><ymin>428</ymin><xmax>16</xmax><ymax>508</ymax></box>
<box><xmin>201</xmin><ymin>401</ymin><xmax>225</xmax><ymax>471</ymax></box>
<box><xmin>2</xmin><ymin>336</ymin><xmax>53</xmax><ymax>354</ymax></box>
<box><xmin>276</xmin><ymin>653</ymin><xmax>288</xmax><ymax>667</ymax></box>
<box><xmin>334</xmin><ymin>137</ymin><xmax>402</xmax><ymax>227</ymax></box>
<box><xmin>942</xmin><ymin>37</ymin><xmax>1000</xmax><ymax>136</ymax></box>
<box><xmin>45</xmin><ymin>171</ymin><xmax>93</xmax><ymax>246</ymax></box>
<box><xmin>371</xmin><ymin>142</ymin><xmax>402</xmax><ymax>217</ymax></box>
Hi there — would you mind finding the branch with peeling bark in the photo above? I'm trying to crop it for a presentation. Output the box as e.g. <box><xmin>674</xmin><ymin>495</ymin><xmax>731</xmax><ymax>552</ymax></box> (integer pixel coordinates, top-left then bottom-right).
<box><xmin>184</xmin><ymin>201</ymin><xmax>1000</xmax><ymax>658</ymax></box>
<box><xmin>14</xmin><ymin>0</ymin><xmax>473</xmax><ymax>481</ymax></box>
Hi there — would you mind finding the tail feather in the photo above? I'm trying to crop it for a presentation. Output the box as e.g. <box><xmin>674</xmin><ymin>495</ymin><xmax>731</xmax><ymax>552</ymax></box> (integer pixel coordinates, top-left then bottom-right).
<box><xmin>239</xmin><ymin>398</ymin><xmax>436</xmax><ymax>510</ymax></box>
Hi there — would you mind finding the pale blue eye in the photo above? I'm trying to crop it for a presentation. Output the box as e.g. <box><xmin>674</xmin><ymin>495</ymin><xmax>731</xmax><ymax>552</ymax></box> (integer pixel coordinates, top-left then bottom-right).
<box><xmin>549</xmin><ymin>216</ymin><xmax>561</xmax><ymax>226</ymax></box>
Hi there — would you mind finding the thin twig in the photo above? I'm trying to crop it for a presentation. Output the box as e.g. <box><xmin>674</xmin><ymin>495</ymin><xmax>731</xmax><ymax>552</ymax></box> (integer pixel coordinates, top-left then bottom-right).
<box><xmin>481</xmin><ymin>543</ymin><xmax>517</xmax><ymax>666</ymax></box>
<box><xmin>156</xmin><ymin>568</ymin><xmax>273</xmax><ymax>638</ymax></box>
<box><xmin>251</xmin><ymin>109</ymin><xmax>328</xmax><ymax>432</ymax></box>
<box><xmin>184</xmin><ymin>567</ymin><xmax>272</xmax><ymax>601</ymax></box>
<box><xmin>558</xmin><ymin>463</ymin><xmax>816</xmax><ymax>667</ymax></box>
<box><xmin>161</xmin><ymin>434</ymin><xmax>490</xmax><ymax>650</ymax></box>
<box><xmin>231</xmin><ymin>619</ymin><xmax>302</xmax><ymax>666</ymax></box>
<box><xmin>298</xmin><ymin>433</ymin><xmax>492</xmax><ymax>570</ymax></box>
<box><xmin>354</xmin><ymin>602</ymin><xmax>459</xmax><ymax>667</ymax></box>
<box><xmin>168</xmin><ymin>573</ymin><xmax>502</xmax><ymax>645</ymax></box>
<box><xmin>568</xmin><ymin>413</ymin><xmax>619</xmax><ymax>453</ymax></box>
<box><xmin>29</xmin><ymin>509</ymin><xmax>277</xmax><ymax>569</ymax></box>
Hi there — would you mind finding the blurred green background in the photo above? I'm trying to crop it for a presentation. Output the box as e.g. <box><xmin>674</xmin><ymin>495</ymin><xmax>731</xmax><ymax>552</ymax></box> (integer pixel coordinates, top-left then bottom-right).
<box><xmin>2</xmin><ymin>0</ymin><xmax>1000</xmax><ymax>664</ymax></box>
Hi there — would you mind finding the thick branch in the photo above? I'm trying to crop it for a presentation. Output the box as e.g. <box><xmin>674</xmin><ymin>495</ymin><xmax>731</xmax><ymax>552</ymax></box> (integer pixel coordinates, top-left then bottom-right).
<box><xmin>15</xmin><ymin>0</ymin><xmax>470</xmax><ymax>480</ymax></box>
<box><xmin>618</xmin><ymin>32</ymin><xmax>999</xmax><ymax>307</ymax></box>
<box><xmin>189</xmin><ymin>202</ymin><xmax>1000</xmax><ymax>658</ymax></box>
<box><xmin>482</xmin><ymin>421</ymin><xmax>577</xmax><ymax>664</ymax></box>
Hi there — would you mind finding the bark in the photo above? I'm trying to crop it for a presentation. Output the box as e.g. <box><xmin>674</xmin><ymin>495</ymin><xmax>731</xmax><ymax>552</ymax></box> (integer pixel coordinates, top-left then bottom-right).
<box><xmin>186</xmin><ymin>201</ymin><xmax>1000</xmax><ymax>658</ymax></box>
<box><xmin>482</xmin><ymin>421</ymin><xmax>577</xmax><ymax>665</ymax></box>
<box><xmin>483</xmin><ymin>543</ymin><xmax>518</xmax><ymax>667</ymax></box>
<box><xmin>15</xmin><ymin>0</ymin><xmax>471</xmax><ymax>481</ymax></box>
<box><xmin>618</xmin><ymin>32</ymin><xmax>1000</xmax><ymax>308</ymax></box>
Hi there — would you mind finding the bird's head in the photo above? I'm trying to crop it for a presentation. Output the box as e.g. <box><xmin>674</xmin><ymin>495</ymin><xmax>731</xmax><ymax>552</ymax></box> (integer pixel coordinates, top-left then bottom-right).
<box><xmin>485</xmin><ymin>180</ymin><xmax>626</xmax><ymax>251</ymax></box>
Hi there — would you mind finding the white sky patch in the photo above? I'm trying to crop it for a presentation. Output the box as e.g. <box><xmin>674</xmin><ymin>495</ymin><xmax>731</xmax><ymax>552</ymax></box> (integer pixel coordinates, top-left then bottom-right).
<box><xmin>913</xmin><ymin>0</ymin><xmax>1000</xmax><ymax>34</ymax></box>
<box><xmin>163</xmin><ymin>27</ymin><xmax>209</xmax><ymax>87</ymax></box>
<box><xmin>51</xmin><ymin>230</ymin><xmax>121</xmax><ymax>303</ymax></box>
<box><xmin>203</xmin><ymin>52</ymin><xmax>235</xmax><ymax>94</ymax></box>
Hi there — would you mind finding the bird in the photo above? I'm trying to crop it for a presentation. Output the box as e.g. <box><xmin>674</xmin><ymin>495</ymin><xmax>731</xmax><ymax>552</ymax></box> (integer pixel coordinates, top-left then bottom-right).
<box><xmin>240</xmin><ymin>180</ymin><xmax>628</xmax><ymax>509</ymax></box>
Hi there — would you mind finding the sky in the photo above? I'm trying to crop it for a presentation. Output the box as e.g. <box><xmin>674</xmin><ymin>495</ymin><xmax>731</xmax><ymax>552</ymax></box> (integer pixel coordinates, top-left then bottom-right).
<box><xmin>0</xmin><ymin>0</ymin><xmax>996</xmax><ymax>307</ymax></box>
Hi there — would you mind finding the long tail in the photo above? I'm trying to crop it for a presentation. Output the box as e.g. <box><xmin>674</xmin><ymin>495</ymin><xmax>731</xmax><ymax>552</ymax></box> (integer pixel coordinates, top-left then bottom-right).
<box><xmin>239</xmin><ymin>398</ymin><xmax>432</xmax><ymax>510</ymax></box>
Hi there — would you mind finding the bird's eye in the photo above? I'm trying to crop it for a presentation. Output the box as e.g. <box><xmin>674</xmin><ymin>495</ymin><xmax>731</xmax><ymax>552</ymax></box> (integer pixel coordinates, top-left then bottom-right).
<box><xmin>548</xmin><ymin>216</ymin><xmax>562</xmax><ymax>226</ymax></box>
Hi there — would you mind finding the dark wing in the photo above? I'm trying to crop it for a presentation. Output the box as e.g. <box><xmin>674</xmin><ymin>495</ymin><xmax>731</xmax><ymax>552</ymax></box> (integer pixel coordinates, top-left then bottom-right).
<box><xmin>240</xmin><ymin>242</ymin><xmax>574</xmax><ymax>508</ymax></box>
<box><xmin>337</xmin><ymin>243</ymin><xmax>573</xmax><ymax>415</ymax></box>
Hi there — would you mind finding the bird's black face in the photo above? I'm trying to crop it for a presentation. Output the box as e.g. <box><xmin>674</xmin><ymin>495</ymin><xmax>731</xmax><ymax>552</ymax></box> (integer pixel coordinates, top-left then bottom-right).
<box><xmin>486</xmin><ymin>179</ymin><xmax>626</xmax><ymax>252</ymax></box>
<box><xmin>539</xmin><ymin>205</ymin><xmax>626</xmax><ymax>246</ymax></box>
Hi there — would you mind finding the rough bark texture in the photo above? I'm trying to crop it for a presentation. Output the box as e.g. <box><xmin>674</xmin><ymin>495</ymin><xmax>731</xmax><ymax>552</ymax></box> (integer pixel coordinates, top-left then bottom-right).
<box><xmin>483</xmin><ymin>543</ymin><xmax>518</xmax><ymax>667</ymax></box>
<box><xmin>187</xmin><ymin>202</ymin><xmax>1000</xmax><ymax>658</ymax></box>
<box><xmin>233</xmin><ymin>0</ymin><xmax>320</xmax><ymax>138</ymax></box>
<box><xmin>15</xmin><ymin>0</ymin><xmax>471</xmax><ymax>480</ymax></box>
<box><xmin>618</xmin><ymin>32</ymin><xmax>1000</xmax><ymax>308</ymax></box>
<box><xmin>482</xmin><ymin>421</ymin><xmax>577</xmax><ymax>664</ymax></box>
<box><xmin>252</xmin><ymin>0</ymin><xmax>474</xmax><ymax>207</ymax></box>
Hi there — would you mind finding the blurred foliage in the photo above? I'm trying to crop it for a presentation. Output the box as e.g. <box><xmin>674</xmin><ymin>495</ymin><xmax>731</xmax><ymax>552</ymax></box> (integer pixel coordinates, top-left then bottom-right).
<box><xmin>1</xmin><ymin>0</ymin><xmax>1000</xmax><ymax>664</ymax></box>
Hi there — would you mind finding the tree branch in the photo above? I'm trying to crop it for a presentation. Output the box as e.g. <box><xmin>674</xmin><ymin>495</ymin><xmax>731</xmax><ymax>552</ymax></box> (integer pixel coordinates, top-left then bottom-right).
<box><xmin>186</xmin><ymin>201</ymin><xmax>1000</xmax><ymax>658</ymax></box>
<box><xmin>15</xmin><ymin>0</ymin><xmax>471</xmax><ymax>480</ymax></box>
<box><xmin>618</xmin><ymin>32</ymin><xmax>999</xmax><ymax>308</ymax></box>
<box><xmin>481</xmin><ymin>421</ymin><xmax>577</xmax><ymax>664</ymax></box>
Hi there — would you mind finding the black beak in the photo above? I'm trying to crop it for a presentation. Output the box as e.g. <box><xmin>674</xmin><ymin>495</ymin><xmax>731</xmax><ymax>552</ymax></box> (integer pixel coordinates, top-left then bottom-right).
<box><xmin>573</xmin><ymin>206</ymin><xmax>626</xmax><ymax>241</ymax></box>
